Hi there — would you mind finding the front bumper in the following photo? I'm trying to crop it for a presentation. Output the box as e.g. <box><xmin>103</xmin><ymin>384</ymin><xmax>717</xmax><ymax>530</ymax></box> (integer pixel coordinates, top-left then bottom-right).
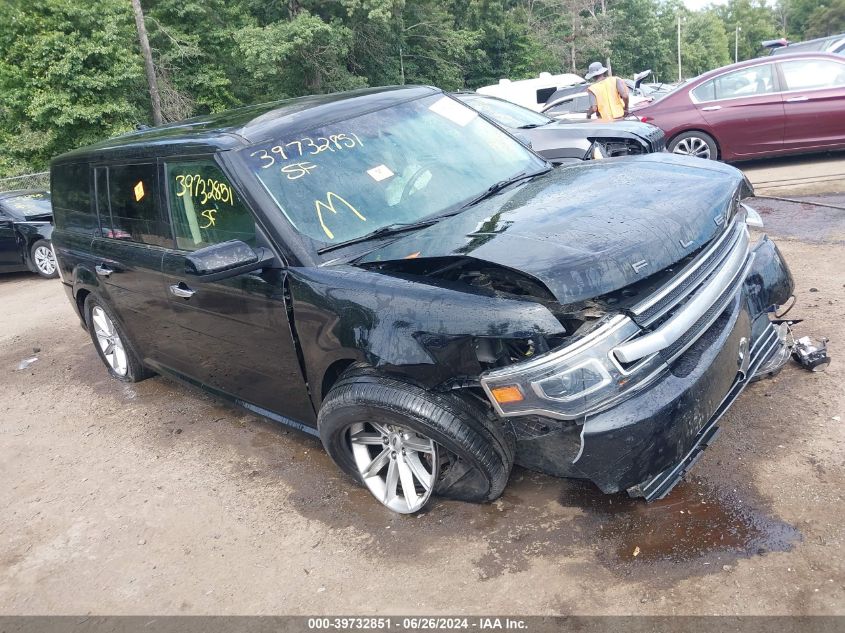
<box><xmin>505</xmin><ymin>235</ymin><xmax>794</xmax><ymax>500</ymax></box>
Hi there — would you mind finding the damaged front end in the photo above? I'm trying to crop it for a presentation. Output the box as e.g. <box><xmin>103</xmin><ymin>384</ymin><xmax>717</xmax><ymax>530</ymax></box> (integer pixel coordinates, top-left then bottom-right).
<box><xmin>478</xmin><ymin>204</ymin><xmax>794</xmax><ymax>500</ymax></box>
<box><xmin>291</xmin><ymin>155</ymin><xmax>797</xmax><ymax>502</ymax></box>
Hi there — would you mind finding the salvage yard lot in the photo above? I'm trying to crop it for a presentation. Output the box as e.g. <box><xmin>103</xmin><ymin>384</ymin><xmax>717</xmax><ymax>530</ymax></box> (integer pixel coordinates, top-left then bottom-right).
<box><xmin>1</xmin><ymin>196</ymin><xmax>844</xmax><ymax>615</ymax></box>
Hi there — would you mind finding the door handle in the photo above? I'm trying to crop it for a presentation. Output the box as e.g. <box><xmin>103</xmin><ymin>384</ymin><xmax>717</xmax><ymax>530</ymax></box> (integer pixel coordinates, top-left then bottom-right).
<box><xmin>169</xmin><ymin>283</ymin><xmax>196</xmax><ymax>299</ymax></box>
<box><xmin>786</xmin><ymin>96</ymin><xmax>808</xmax><ymax>102</ymax></box>
<box><xmin>701</xmin><ymin>105</ymin><xmax>722</xmax><ymax>111</ymax></box>
<box><xmin>95</xmin><ymin>264</ymin><xmax>114</xmax><ymax>277</ymax></box>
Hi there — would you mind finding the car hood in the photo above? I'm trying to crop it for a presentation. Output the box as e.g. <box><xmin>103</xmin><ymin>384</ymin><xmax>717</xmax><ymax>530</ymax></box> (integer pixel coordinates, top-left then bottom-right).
<box><xmin>358</xmin><ymin>153</ymin><xmax>751</xmax><ymax>305</ymax></box>
<box><xmin>546</xmin><ymin>119</ymin><xmax>656</xmax><ymax>138</ymax></box>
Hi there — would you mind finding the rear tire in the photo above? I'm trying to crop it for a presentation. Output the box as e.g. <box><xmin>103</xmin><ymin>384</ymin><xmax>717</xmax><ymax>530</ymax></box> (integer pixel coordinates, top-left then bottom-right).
<box><xmin>84</xmin><ymin>295</ymin><xmax>153</xmax><ymax>383</ymax></box>
<box><xmin>669</xmin><ymin>131</ymin><xmax>718</xmax><ymax>160</ymax></box>
<box><xmin>30</xmin><ymin>239</ymin><xmax>58</xmax><ymax>278</ymax></box>
<box><xmin>318</xmin><ymin>367</ymin><xmax>515</xmax><ymax>513</ymax></box>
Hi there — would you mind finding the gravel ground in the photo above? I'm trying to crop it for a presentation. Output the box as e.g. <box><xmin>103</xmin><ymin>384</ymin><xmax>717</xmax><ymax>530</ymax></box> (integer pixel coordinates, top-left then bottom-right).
<box><xmin>0</xmin><ymin>198</ymin><xmax>843</xmax><ymax>615</ymax></box>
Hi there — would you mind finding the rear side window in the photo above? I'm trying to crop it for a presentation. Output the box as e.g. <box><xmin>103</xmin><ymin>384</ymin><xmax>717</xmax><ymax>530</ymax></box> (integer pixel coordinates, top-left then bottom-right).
<box><xmin>100</xmin><ymin>163</ymin><xmax>171</xmax><ymax>247</ymax></box>
<box><xmin>691</xmin><ymin>80</ymin><xmax>715</xmax><ymax>102</ymax></box>
<box><xmin>165</xmin><ymin>159</ymin><xmax>256</xmax><ymax>251</ymax></box>
<box><xmin>51</xmin><ymin>163</ymin><xmax>96</xmax><ymax>233</ymax></box>
<box><xmin>780</xmin><ymin>59</ymin><xmax>845</xmax><ymax>90</ymax></box>
<box><xmin>693</xmin><ymin>65</ymin><xmax>775</xmax><ymax>101</ymax></box>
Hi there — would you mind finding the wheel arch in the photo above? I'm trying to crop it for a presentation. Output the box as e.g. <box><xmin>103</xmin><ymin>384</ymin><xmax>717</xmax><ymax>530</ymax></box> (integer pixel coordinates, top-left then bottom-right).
<box><xmin>320</xmin><ymin>358</ymin><xmax>359</xmax><ymax>402</ymax></box>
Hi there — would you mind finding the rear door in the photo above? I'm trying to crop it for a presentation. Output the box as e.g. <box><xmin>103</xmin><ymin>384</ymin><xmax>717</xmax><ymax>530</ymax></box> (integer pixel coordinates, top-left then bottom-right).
<box><xmin>158</xmin><ymin>156</ymin><xmax>315</xmax><ymax>425</ymax></box>
<box><xmin>90</xmin><ymin>163</ymin><xmax>172</xmax><ymax>361</ymax></box>
<box><xmin>776</xmin><ymin>57</ymin><xmax>845</xmax><ymax>150</ymax></box>
<box><xmin>691</xmin><ymin>63</ymin><xmax>785</xmax><ymax>157</ymax></box>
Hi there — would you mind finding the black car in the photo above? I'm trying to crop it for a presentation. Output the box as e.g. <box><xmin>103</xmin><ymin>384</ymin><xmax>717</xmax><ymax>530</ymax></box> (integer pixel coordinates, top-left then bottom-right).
<box><xmin>455</xmin><ymin>92</ymin><xmax>665</xmax><ymax>163</ymax></box>
<box><xmin>51</xmin><ymin>86</ymin><xmax>795</xmax><ymax>514</ymax></box>
<box><xmin>0</xmin><ymin>190</ymin><xmax>57</xmax><ymax>278</ymax></box>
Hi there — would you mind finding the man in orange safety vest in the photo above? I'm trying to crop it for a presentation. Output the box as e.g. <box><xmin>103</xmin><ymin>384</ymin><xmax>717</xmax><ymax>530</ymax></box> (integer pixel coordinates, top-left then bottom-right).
<box><xmin>585</xmin><ymin>61</ymin><xmax>629</xmax><ymax>121</ymax></box>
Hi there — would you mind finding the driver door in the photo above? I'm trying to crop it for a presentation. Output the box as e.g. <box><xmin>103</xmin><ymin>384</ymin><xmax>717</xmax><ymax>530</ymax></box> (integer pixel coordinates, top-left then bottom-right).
<box><xmin>0</xmin><ymin>206</ymin><xmax>23</xmax><ymax>270</ymax></box>
<box><xmin>158</xmin><ymin>156</ymin><xmax>315</xmax><ymax>426</ymax></box>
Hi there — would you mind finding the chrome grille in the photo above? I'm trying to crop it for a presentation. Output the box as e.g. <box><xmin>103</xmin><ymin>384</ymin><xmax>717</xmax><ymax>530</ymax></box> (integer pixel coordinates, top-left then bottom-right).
<box><xmin>613</xmin><ymin>216</ymin><xmax>752</xmax><ymax>365</ymax></box>
<box><xmin>632</xmin><ymin>218</ymin><xmax>745</xmax><ymax>327</ymax></box>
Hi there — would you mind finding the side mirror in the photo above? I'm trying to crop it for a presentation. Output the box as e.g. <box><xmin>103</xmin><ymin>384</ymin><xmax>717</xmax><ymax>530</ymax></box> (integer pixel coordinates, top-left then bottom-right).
<box><xmin>185</xmin><ymin>240</ymin><xmax>276</xmax><ymax>282</ymax></box>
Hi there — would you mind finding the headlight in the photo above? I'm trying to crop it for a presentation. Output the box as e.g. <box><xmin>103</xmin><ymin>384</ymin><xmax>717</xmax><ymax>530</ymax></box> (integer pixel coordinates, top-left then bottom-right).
<box><xmin>481</xmin><ymin>315</ymin><xmax>667</xmax><ymax>420</ymax></box>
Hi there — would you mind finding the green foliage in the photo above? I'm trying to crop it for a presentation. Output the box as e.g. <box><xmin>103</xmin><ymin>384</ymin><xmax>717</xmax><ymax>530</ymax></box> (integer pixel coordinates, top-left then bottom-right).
<box><xmin>682</xmin><ymin>10</ymin><xmax>732</xmax><ymax>76</ymax></box>
<box><xmin>0</xmin><ymin>0</ymin><xmax>834</xmax><ymax>175</ymax></box>
<box><xmin>235</xmin><ymin>12</ymin><xmax>368</xmax><ymax>99</ymax></box>
<box><xmin>804</xmin><ymin>0</ymin><xmax>845</xmax><ymax>38</ymax></box>
<box><xmin>611</xmin><ymin>0</ymin><xmax>669</xmax><ymax>78</ymax></box>
<box><xmin>716</xmin><ymin>0</ymin><xmax>780</xmax><ymax>62</ymax></box>
<box><xmin>0</xmin><ymin>0</ymin><xmax>146</xmax><ymax>174</ymax></box>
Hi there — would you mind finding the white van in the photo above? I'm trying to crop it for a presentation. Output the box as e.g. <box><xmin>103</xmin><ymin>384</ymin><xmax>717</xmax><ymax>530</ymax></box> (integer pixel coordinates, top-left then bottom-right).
<box><xmin>476</xmin><ymin>72</ymin><xmax>585</xmax><ymax>111</ymax></box>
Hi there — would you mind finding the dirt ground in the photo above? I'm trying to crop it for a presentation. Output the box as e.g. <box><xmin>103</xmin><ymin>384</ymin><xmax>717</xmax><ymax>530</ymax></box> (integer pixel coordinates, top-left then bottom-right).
<box><xmin>0</xmin><ymin>197</ymin><xmax>843</xmax><ymax>616</ymax></box>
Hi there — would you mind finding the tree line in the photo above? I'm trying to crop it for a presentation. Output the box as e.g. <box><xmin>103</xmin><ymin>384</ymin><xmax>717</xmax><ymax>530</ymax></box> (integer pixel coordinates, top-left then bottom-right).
<box><xmin>0</xmin><ymin>0</ymin><xmax>842</xmax><ymax>176</ymax></box>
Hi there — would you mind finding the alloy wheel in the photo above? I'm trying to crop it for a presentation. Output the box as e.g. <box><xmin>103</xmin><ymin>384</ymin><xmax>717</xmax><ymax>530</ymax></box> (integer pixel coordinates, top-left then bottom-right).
<box><xmin>91</xmin><ymin>306</ymin><xmax>128</xmax><ymax>376</ymax></box>
<box><xmin>349</xmin><ymin>421</ymin><xmax>439</xmax><ymax>513</ymax></box>
<box><xmin>33</xmin><ymin>245</ymin><xmax>56</xmax><ymax>276</ymax></box>
<box><xmin>672</xmin><ymin>136</ymin><xmax>712</xmax><ymax>159</ymax></box>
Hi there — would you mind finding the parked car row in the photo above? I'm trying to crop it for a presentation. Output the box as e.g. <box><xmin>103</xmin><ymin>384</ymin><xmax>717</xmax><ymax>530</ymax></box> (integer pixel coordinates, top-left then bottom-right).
<box><xmin>0</xmin><ymin>190</ymin><xmax>57</xmax><ymax>278</ymax></box>
<box><xmin>47</xmin><ymin>85</ymin><xmax>796</xmax><ymax>514</ymax></box>
<box><xmin>631</xmin><ymin>52</ymin><xmax>845</xmax><ymax>161</ymax></box>
<box><xmin>454</xmin><ymin>92</ymin><xmax>666</xmax><ymax>162</ymax></box>
<box><xmin>472</xmin><ymin>52</ymin><xmax>845</xmax><ymax>164</ymax></box>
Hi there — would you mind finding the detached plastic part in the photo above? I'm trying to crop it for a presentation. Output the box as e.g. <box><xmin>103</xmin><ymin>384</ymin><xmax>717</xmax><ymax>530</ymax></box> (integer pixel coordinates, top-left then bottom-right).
<box><xmin>792</xmin><ymin>336</ymin><xmax>830</xmax><ymax>372</ymax></box>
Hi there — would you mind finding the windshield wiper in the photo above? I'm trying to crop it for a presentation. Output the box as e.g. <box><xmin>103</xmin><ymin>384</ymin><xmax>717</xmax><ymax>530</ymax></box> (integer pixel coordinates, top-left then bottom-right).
<box><xmin>517</xmin><ymin>121</ymin><xmax>550</xmax><ymax>129</ymax></box>
<box><xmin>459</xmin><ymin>169</ymin><xmax>548</xmax><ymax>211</ymax></box>
<box><xmin>317</xmin><ymin>218</ymin><xmax>441</xmax><ymax>254</ymax></box>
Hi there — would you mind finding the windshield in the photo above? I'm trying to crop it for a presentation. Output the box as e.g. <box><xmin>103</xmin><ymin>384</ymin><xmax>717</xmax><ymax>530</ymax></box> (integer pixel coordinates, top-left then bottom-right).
<box><xmin>239</xmin><ymin>94</ymin><xmax>545</xmax><ymax>245</ymax></box>
<box><xmin>456</xmin><ymin>94</ymin><xmax>552</xmax><ymax>128</ymax></box>
<box><xmin>3</xmin><ymin>192</ymin><xmax>52</xmax><ymax>218</ymax></box>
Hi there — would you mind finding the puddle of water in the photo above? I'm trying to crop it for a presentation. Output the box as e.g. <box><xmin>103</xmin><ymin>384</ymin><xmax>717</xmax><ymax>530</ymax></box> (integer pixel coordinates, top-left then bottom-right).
<box><xmin>560</xmin><ymin>477</ymin><xmax>801</xmax><ymax>566</ymax></box>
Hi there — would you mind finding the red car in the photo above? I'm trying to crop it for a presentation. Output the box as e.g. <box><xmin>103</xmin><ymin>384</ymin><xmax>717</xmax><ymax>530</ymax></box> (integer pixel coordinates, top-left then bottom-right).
<box><xmin>631</xmin><ymin>52</ymin><xmax>845</xmax><ymax>161</ymax></box>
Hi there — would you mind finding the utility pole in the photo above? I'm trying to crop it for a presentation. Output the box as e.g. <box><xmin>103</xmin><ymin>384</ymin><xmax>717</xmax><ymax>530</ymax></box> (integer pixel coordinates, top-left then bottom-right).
<box><xmin>131</xmin><ymin>0</ymin><xmax>162</xmax><ymax>126</ymax></box>
<box><xmin>735</xmin><ymin>25</ymin><xmax>742</xmax><ymax>63</ymax></box>
<box><xmin>399</xmin><ymin>46</ymin><xmax>405</xmax><ymax>85</ymax></box>
<box><xmin>677</xmin><ymin>14</ymin><xmax>682</xmax><ymax>82</ymax></box>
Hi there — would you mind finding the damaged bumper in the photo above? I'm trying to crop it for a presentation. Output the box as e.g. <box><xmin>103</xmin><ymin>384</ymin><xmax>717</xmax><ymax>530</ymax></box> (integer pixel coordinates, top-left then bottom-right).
<box><xmin>480</xmin><ymin>219</ymin><xmax>794</xmax><ymax>500</ymax></box>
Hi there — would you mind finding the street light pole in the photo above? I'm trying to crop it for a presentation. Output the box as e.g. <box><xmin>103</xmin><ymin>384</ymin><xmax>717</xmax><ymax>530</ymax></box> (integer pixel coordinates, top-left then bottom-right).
<box><xmin>735</xmin><ymin>25</ymin><xmax>742</xmax><ymax>63</ymax></box>
<box><xmin>677</xmin><ymin>14</ymin><xmax>682</xmax><ymax>82</ymax></box>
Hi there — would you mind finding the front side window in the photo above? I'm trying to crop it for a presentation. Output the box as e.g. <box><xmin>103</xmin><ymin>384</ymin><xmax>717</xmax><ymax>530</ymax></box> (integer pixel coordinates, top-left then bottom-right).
<box><xmin>237</xmin><ymin>94</ymin><xmax>545</xmax><ymax>246</ymax></box>
<box><xmin>165</xmin><ymin>159</ymin><xmax>256</xmax><ymax>251</ymax></box>
<box><xmin>780</xmin><ymin>59</ymin><xmax>845</xmax><ymax>91</ymax></box>
<box><xmin>696</xmin><ymin>65</ymin><xmax>775</xmax><ymax>102</ymax></box>
<box><xmin>102</xmin><ymin>163</ymin><xmax>171</xmax><ymax>247</ymax></box>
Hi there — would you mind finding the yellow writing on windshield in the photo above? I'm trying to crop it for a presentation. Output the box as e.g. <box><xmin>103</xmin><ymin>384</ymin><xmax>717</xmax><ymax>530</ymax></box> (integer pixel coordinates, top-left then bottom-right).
<box><xmin>282</xmin><ymin>162</ymin><xmax>318</xmax><ymax>180</ymax></box>
<box><xmin>250</xmin><ymin>133</ymin><xmax>364</xmax><ymax>170</ymax></box>
<box><xmin>315</xmin><ymin>192</ymin><xmax>366</xmax><ymax>240</ymax></box>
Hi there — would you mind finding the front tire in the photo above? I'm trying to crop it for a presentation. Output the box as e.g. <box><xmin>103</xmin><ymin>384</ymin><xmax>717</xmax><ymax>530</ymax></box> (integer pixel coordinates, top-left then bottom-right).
<box><xmin>30</xmin><ymin>239</ymin><xmax>58</xmax><ymax>278</ymax></box>
<box><xmin>669</xmin><ymin>131</ymin><xmax>718</xmax><ymax>160</ymax></box>
<box><xmin>318</xmin><ymin>368</ymin><xmax>515</xmax><ymax>513</ymax></box>
<box><xmin>84</xmin><ymin>295</ymin><xmax>153</xmax><ymax>383</ymax></box>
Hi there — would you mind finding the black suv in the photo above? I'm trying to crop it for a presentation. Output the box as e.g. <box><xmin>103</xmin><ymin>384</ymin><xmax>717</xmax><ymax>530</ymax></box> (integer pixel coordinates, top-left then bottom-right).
<box><xmin>51</xmin><ymin>86</ymin><xmax>795</xmax><ymax>514</ymax></box>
